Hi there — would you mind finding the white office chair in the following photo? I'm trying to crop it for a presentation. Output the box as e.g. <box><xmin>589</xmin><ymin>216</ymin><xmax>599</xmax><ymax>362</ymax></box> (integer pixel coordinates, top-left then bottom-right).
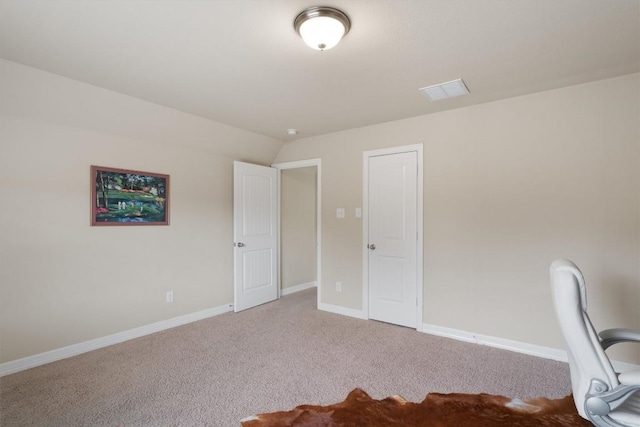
<box><xmin>550</xmin><ymin>259</ymin><xmax>640</xmax><ymax>426</ymax></box>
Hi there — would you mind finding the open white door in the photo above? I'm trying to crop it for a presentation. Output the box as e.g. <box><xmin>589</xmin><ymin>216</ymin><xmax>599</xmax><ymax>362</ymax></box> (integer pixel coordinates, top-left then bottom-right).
<box><xmin>367</xmin><ymin>151</ymin><xmax>418</xmax><ymax>328</ymax></box>
<box><xmin>233</xmin><ymin>161</ymin><xmax>278</xmax><ymax>312</ymax></box>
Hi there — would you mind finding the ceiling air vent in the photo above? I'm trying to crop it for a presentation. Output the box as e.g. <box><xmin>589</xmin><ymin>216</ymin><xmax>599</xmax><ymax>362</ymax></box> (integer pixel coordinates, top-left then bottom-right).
<box><xmin>419</xmin><ymin>78</ymin><xmax>469</xmax><ymax>101</ymax></box>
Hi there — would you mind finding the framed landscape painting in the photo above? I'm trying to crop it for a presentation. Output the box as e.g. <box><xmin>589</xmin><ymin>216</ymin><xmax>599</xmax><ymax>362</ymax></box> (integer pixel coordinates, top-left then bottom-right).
<box><xmin>91</xmin><ymin>166</ymin><xmax>169</xmax><ymax>226</ymax></box>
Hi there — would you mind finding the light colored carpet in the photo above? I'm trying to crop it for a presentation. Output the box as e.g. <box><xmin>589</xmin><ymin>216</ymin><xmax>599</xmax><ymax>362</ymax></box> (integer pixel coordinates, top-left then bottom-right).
<box><xmin>0</xmin><ymin>288</ymin><xmax>572</xmax><ymax>426</ymax></box>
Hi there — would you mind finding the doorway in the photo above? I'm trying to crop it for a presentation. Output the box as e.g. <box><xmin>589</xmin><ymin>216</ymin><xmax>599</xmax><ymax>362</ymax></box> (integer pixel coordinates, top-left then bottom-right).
<box><xmin>273</xmin><ymin>159</ymin><xmax>322</xmax><ymax>308</ymax></box>
<box><xmin>362</xmin><ymin>145</ymin><xmax>423</xmax><ymax>330</ymax></box>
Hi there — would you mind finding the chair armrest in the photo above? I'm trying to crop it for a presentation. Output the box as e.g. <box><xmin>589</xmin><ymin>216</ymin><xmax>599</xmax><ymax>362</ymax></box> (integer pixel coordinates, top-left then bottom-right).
<box><xmin>599</xmin><ymin>328</ymin><xmax>640</xmax><ymax>350</ymax></box>
<box><xmin>618</xmin><ymin>370</ymin><xmax>640</xmax><ymax>385</ymax></box>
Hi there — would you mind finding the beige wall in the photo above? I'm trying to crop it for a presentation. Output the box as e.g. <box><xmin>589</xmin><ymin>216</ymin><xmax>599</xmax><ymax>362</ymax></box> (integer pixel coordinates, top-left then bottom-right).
<box><xmin>1</xmin><ymin>58</ymin><xmax>638</xmax><ymax>366</ymax></box>
<box><xmin>281</xmin><ymin>167</ymin><xmax>317</xmax><ymax>290</ymax></box>
<box><xmin>274</xmin><ymin>73</ymin><xmax>640</xmax><ymax>364</ymax></box>
<box><xmin>0</xmin><ymin>60</ymin><xmax>283</xmax><ymax>363</ymax></box>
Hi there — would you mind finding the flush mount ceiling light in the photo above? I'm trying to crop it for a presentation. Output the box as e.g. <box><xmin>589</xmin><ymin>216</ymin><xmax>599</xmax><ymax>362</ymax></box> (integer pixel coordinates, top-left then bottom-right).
<box><xmin>294</xmin><ymin>6</ymin><xmax>351</xmax><ymax>51</ymax></box>
<box><xmin>419</xmin><ymin>79</ymin><xmax>470</xmax><ymax>101</ymax></box>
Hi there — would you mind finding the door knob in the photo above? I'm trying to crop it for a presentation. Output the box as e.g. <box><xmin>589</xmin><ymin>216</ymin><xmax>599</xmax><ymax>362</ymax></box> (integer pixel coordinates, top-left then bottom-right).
<box><xmin>235</xmin><ymin>242</ymin><xmax>245</xmax><ymax>247</ymax></box>
<box><xmin>368</xmin><ymin>244</ymin><xmax>376</xmax><ymax>250</ymax></box>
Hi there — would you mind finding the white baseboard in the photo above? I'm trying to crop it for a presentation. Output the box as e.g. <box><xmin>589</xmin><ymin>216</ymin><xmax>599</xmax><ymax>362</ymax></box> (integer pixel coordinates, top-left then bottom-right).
<box><xmin>422</xmin><ymin>323</ymin><xmax>567</xmax><ymax>361</ymax></box>
<box><xmin>0</xmin><ymin>303</ymin><xmax>233</xmax><ymax>377</ymax></box>
<box><xmin>5</xmin><ymin>304</ymin><xmax>637</xmax><ymax>378</ymax></box>
<box><xmin>422</xmin><ymin>323</ymin><xmax>640</xmax><ymax>372</ymax></box>
<box><xmin>318</xmin><ymin>302</ymin><xmax>366</xmax><ymax>320</ymax></box>
<box><xmin>281</xmin><ymin>281</ymin><xmax>317</xmax><ymax>296</ymax></box>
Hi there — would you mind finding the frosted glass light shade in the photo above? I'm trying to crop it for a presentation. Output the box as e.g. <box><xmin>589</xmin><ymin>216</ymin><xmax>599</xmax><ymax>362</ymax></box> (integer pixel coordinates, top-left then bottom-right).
<box><xmin>299</xmin><ymin>16</ymin><xmax>346</xmax><ymax>50</ymax></box>
<box><xmin>294</xmin><ymin>7</ymin><xmax>350</xmax><ymax>51</ymax></box>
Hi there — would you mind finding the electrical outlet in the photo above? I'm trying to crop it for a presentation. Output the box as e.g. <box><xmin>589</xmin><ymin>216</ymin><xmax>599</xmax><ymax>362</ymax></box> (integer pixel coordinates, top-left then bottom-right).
<box><xmin>166</xmin><ymin>291</ymin><xmax>174</xmax><ymax>303</ymax></box>
<box><xmin>336</xmin><ymin>282</ymin><xmax>342</xmax><ymax>292</ymax></box>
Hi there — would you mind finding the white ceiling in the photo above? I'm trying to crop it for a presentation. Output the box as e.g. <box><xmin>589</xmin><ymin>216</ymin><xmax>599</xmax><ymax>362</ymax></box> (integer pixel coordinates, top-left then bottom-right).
<box><xmin>1</xmin><ymin>0</ymin><xmax>638</xmax><ymax>142</ymax></box>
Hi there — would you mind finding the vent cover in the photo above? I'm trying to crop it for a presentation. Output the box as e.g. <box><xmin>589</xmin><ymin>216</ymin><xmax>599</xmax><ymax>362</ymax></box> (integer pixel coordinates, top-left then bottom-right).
<box><xmin>419</xmin><ymin>79</ymin><xmax>469</xmax><ymax>101</ymax></box>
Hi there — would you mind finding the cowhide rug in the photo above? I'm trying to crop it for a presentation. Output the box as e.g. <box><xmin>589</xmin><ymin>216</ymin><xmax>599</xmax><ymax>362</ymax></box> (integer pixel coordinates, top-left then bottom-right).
<box><xmin>241</xmin><ymin>388</ymin><xmax>591</xmax><ymax>426</ymax></box>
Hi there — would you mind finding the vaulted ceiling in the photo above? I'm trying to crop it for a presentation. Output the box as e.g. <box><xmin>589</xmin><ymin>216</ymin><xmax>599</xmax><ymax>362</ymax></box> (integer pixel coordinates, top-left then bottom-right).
<box><xmin>1</xmin><ymin>0</ymin><xmax>638</xmax><ymax>141</ymax></box>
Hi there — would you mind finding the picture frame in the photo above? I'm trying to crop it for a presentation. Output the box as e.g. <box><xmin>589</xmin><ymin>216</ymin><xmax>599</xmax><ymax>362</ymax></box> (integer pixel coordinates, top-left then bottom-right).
<box><xmin>91</xmin><ymin>166</ymin><xmax>169</xmax><ymax>226</ymax></box>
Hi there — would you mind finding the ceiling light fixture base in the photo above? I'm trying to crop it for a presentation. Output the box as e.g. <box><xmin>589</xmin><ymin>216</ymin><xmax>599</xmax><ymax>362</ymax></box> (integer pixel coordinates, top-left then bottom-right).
<box><xmin>294</xmin><ymin>6</ymin><xmax>351</xmax><ymax>51</ymax></box>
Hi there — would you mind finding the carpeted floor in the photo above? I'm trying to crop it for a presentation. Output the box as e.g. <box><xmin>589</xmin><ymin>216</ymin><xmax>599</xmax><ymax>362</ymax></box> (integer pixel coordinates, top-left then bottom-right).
<box><xmin>0</xmin><ymin>288</ymin><xmax>573</xmax><ymax>426</ymax></box>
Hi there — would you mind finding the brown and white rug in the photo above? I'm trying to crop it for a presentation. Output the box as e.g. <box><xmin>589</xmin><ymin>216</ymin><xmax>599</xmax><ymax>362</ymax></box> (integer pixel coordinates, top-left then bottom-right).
<box><xmin>241</xmin><ymin>388</ymin><xmax>591</xmax><ymax>426</ymax></box>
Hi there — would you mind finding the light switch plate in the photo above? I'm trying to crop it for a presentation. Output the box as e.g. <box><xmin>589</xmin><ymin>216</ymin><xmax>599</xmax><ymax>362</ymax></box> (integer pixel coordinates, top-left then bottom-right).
<box><xmin>355</xmin><ymin>207</ymin><xmax>362</xmax><ymax>218</ymax></box>
<box><xmin>336</xmin><ymin>208</ymin><xmax>345</xmax><ymax>218</ymax></box>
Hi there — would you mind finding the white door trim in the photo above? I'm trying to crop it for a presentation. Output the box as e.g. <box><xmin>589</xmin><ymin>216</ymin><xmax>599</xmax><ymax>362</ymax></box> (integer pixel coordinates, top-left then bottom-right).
<box><xmin>272</xmin><ymin>159</ymin><xmax>322</xmax><ymax>309</ymax></box>
<box><xmin>363</xmin><ymin>144</ymin><xmax>423</xmax><ymax>331</ymax></box>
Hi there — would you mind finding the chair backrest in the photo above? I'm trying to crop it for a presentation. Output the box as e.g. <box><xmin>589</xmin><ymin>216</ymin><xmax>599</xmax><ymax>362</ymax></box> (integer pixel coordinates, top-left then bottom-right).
<box><xmin>549</xmin><ymin>259</ymin><xmax>619</xmax><ymax>419</ymax></box>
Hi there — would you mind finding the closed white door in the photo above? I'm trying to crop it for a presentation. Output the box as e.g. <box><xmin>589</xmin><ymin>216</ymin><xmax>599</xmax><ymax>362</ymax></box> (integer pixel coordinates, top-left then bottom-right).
<box><xmin>368</xmin><ymin>151</ymin><xmax>418</xmax><ymax>328</ymax></box>
<box><xmin>233</xmin><ymin>161</ymin><xmax>278</xmax><ymax>312</ymax></box>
